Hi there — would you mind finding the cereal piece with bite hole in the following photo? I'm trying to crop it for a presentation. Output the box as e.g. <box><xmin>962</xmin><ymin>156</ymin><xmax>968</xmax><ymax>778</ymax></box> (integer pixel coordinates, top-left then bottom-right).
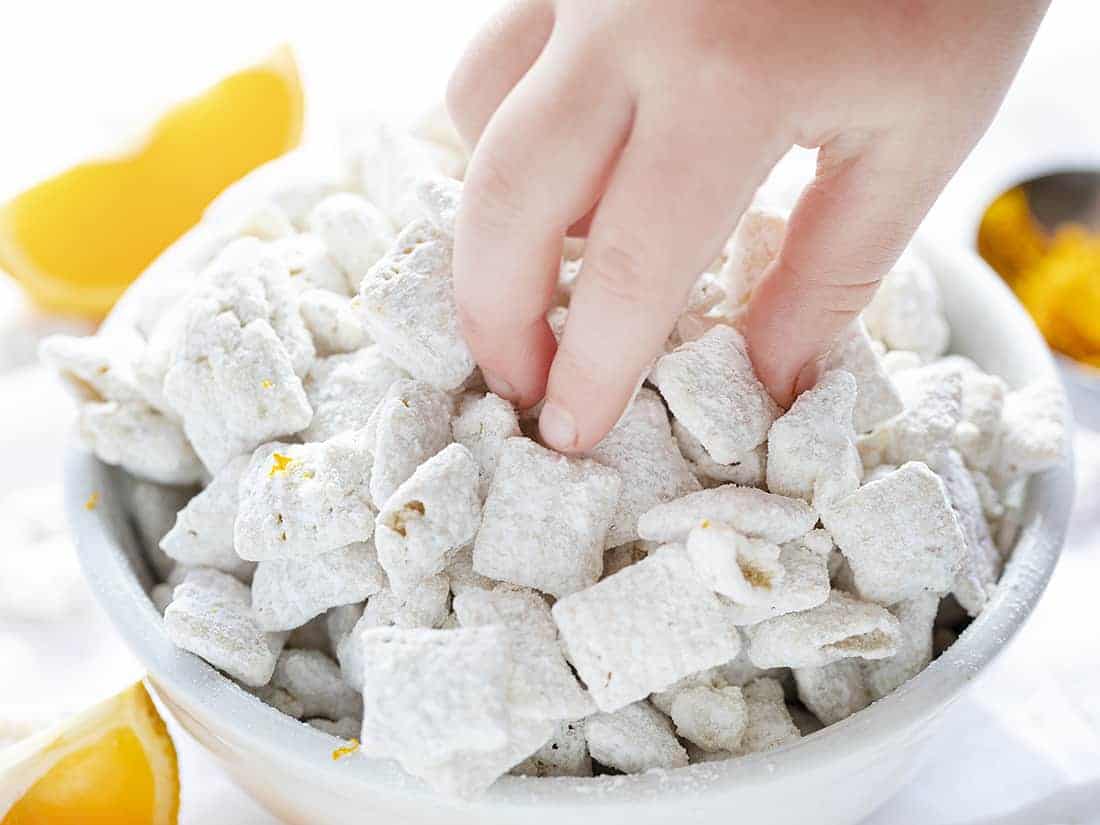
<box><xmin>591</xmin><ymin>389</ymin><xmax>701</xmax><ymax>546</ymax></box>
<box><xmin>454</xmin><ymin>585</ymin><xmax>594</xmax><ymax>721</ymax></box>
<box><xmin>686</xmin><ymin>522</ymin><xmax>784</xmax><ymax>605</ymax></box>
<box><xmin>163</xmin><ymin>568</ymin><xmax>285</xmax><ymax>687</ymax></box>
<box><xmin>651</xmin><ymin>325</ymin><xmax>780</xmax><ymax>463</ymax></box>
<box><xmin>357</xmin><ymin>219</ymin><xmax>475</xmax><ymax>391</ymax></box>
<box><xmin>638</xmin><ymin>484</ymin><xmax>816</xmax><ymax>546</ymax></box>
<box><xmin>234</xmin><ymin>434</ymin><xmax>376</xmax><ymax>561</ymax></box>
<box><xmin>251</xmin><ymin>540</ymin><xmax>385</xmax><ymax>631</ymax></box>
<box><xmin>585</xmin><ymin>701</ymin><xmax>688</xmax><ymax>773</ymax></box>
<box><xmin>747</xmin><ymin>590</ymin><xmax>902</xmax><ymax>669</ymax></box>
<box><xmin>375</xmin><ymin>444</ymin><xmax>482</xmax><ymax>594</ymax></box>
<box><xmin>307</xmin><ymin>193</ymin><xmax>394</xmax><ymax>289</ymax></box>
<box><xmin>722</xmin><ymin>536</ymin><xmax>831</xmax><ymax>625</ymax></box>
<box><xmin>301</xmin><ymin>347</ymin><xmax>407</xmax><ymax>443</ymax></box>
<box><xmin>161</xmin><ymin>455</ymin><xmax>249</xmax><ymax>572</ymax></box>
<box><xmin>365</xmin><ymin>378</ymin><xmax>454</xmax><ymax>509</ymax></box>
<box><xmin>766</xmin><ymin>369</ymin><xmax>862</xmax><ymax>508</ymax></box>
<box><xmin>512</xmin><ymin>719</ymin><xmax>592</xmax><ymax>778</ymax></box>
<box><xmin>269</xmin><ymin>648</ymin><xmax>362</xmax><ymax>720</ymax></box>
<box><xmin>451</xmin><ymin>392</ymin><xmax>521</xmax><ymax>499</ymax></box>
<box><xmin>821</xmin><ymin>462</ymin><xmax>965</xmax><ymax>604</ymax></box>
<box><xmin>824</xmin><ymin>319</ymin><xmax>904</xmax><ymax>433</ymax></box>
<box><xmin>474</xmin><ymin>437</ymin><xmax>621</xmax><ymax>598</ymax></box>
<box><xmin>552</xmin><ymin>546</ymin><xmax>742</xmax><ymax>711</ymax></box>
<box><xmin>793</xmin><ymin>660</ymin><xmax>870</xmax><ymax>725</ymax></box>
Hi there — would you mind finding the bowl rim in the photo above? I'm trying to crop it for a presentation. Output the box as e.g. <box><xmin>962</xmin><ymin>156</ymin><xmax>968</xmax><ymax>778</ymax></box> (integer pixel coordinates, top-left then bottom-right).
<box><xmin>63</xmin><ymin>164</ymin><xmax>1075</xmax><ymax>810</ymax></box>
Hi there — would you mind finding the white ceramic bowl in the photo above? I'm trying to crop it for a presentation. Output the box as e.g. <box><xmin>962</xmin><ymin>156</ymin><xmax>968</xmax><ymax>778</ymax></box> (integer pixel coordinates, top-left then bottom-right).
<box><xmin>65</xmin><ymin>156</ymin><xmax>1074</xmax><ymax>825</ymax></box>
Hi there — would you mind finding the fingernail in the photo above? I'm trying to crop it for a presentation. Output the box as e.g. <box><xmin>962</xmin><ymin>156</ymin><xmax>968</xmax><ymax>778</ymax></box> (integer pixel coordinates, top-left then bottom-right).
<box><xmin>539</xmin><ymin>402</ymin><xmax>577</xmax><ymax>451</ymax></box>
<box><xmin>482</xmin><ymin>372</ymin><xmax>515</xmax><ymax>400</ymax></box>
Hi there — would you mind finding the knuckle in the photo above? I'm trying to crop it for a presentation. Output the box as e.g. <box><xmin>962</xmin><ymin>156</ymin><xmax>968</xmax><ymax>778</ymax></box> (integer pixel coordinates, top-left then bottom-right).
<box><xmin>552</xmin><ymin>342</ymin><xmax>609</xmax><ymax>397</ymax></box>
<box><xmin>585</xmin><ymin>227</ymin><xmax>654</xmax><ymax>308</ymax></box>
<box><xmin>818</xmin><ymin>278</ymin><xmax>882</xmax><ymax>316</ymax></box>
<box><xmin>774</xmin><ymin>255</ymin><xmax>884</xmax><ymax>317</ymax></box>
<box><xmin>462</xmin><ymin>154</ymin><xmax>527</xmax><ymax>235</ymax></box>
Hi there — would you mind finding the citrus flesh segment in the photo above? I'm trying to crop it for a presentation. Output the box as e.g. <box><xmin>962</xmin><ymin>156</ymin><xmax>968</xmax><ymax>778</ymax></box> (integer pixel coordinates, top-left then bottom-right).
<box><xmin>0</xmin><ymin>46</ymin><xmax>304</xmax><ymax>317</ymax></box>
<box><xmin>0</xmin><ymin>682</ymin><xmax>179</xmax><ymax>825</ymax></box>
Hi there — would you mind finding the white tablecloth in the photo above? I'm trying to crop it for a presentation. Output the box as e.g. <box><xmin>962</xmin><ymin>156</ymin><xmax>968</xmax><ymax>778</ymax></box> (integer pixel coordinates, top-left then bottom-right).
<box><xmin>1</xmin><ymin>2</ymin><xmax>1098</xmax><ymax>822</ymax></box>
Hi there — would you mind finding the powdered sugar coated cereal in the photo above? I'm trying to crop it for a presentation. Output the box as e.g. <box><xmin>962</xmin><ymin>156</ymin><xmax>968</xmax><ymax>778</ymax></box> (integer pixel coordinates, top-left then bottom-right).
<box><xmin>474</xmin><ymin>438</ymin><xmax>621</xmax><ymax>597</ymax></box>
<box><xmin>651</xmin><ymin>325</ymin><xmax>780</xmax><ymax>463</ymax></box>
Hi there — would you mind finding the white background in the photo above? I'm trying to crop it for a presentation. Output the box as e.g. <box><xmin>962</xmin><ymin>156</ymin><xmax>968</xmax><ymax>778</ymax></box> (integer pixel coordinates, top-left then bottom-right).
<box><xmin>2</xmin><ymin>1</ymin><xmax>1100</xmax><ymax>823</ymax></box>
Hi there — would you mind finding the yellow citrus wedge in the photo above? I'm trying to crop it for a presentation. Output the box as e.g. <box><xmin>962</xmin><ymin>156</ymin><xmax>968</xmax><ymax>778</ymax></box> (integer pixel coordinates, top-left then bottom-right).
<box><xmin>0</xmin><ymin>45</ymin><xmax>304</xmax><ymax>317</ymax></box>
<box><xmin>0</xmin><ymin>682</ymin><xmax>179</xmax><ymax>825</ymax></box>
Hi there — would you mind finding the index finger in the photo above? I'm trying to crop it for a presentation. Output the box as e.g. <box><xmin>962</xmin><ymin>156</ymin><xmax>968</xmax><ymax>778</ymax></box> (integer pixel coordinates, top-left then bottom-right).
<box><xmin>540</xmin><ymin>106</ymin><xmax>783</xmax><ymax>452</ymax></box>
<box><xmin>453</xmin><ymin>47</ymin><xmax>632</xmax><ymax>406</ymax></box>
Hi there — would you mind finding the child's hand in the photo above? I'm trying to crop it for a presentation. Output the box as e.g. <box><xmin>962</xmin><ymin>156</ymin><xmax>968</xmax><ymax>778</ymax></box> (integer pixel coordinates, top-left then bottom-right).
<box><xmin>447</xmin><ymin>0</ymin><xmax>1046</xmax><ymax>452</ymax></box>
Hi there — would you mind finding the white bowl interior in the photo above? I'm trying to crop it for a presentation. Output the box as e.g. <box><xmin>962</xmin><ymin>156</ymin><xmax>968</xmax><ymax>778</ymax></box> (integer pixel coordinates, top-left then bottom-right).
<box><xmin>64</xmin><ymin>189</ymin><xmax>1075</xmax><ymax>823</ymax></box>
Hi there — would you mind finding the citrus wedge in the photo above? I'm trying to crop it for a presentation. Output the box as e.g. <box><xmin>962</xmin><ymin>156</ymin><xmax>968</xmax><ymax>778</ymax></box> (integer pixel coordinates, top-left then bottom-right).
<box><xmin>0</xmin><ymin>45</ymin><xmax>304</xmax><ymax>317</ymax></box>
<box><xmin>0</xmin><ymin>682</ymin><xmax>179</xmax><ymax>825</ymax></box>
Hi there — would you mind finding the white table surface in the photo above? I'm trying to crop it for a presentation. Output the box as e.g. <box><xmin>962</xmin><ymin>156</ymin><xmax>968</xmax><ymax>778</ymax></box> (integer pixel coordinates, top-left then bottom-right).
<box><xmin>2</xmin><ymin>2</ymin><xmax>1099</xmax><ymax>822</ymax></box>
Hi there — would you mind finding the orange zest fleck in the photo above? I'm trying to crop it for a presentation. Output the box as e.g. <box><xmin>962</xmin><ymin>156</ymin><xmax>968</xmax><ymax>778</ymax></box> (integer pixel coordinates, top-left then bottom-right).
<box><xmin>84</xmin><ymin>491</ymin><xmax>100</xmax><ymax>511</ymax></box>
<box><xmin>268</xmin><ymin>453</ymin><xmax>295</xmax><ymax>478</ymax></box>
<box><xmin>331</xmin><ymin>739</ymin><xmax>360</xmax><ymax>761</ymax></box>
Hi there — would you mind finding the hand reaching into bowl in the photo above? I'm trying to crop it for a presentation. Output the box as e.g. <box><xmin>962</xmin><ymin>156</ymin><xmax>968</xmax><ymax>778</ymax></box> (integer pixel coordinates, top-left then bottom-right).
<box><xmin>447</xmin><ymin>0</ymin><xmax>1048</xmax><ymax>452</ymax></box>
